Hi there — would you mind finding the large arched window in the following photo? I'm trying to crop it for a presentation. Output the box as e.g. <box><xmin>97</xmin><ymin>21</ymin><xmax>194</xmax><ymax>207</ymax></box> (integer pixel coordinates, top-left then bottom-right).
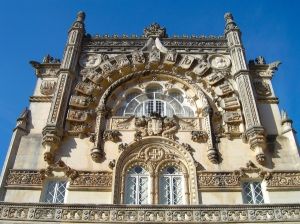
<box><xmin>159</xmin><ymin>167</ymin><xmax>185</xmax><ymax>205</ymax></box>
<box><xmin>125</xmin><ymin>166</ymin><xmax>150</xmax><ymax>204</ymax></box>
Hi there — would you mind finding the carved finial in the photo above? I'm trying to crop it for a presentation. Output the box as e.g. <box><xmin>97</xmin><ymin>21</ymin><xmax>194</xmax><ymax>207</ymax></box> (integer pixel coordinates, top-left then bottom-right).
<box><xmin>144</xmin><ymin>23</ymin><xmax>167</xmax><ymax>38</ymax></box>
<box><xmin>224</xmin><ymin>12</ymin><xmax>239</xmax><ymax>33</ymax></box>
<box><xmin>77</xmin><ymin>11</ymin><xmax>85</xmax><ymax>22</ymax></box>
<box><xmin>266</xmin><ymin>61</ymin><xmax>281</xmax><ymax>77</ymax></box>
<box><xmin>255</xmin><ymin>56</ymin><xmax>266</xmax><ymax>65</ymax></box>
<box><xmin>15</xmin><ymin>108</ymin><xmax>30</xmax><ymax>132</ymax></box>
<box><xmin>281</xmin><ymin>110</ymin><xmax>293</xmax><ymax>134</ymax></box>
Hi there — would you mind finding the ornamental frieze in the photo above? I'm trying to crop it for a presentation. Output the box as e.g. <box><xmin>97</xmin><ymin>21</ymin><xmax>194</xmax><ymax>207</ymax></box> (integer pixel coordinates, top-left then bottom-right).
<box><xmin>5</xmin><ymin>169</ymin><xmax>112</xmax><ymax>190</ymax></box>
<box><xmin>0</xmin><ymin>203</ymin><xmax>299</xmax><ymax>223</ymax></box>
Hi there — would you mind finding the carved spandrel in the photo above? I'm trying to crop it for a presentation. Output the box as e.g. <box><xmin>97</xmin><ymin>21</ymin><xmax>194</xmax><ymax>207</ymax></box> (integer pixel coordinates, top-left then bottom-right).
<box><xmin>110</xmin><ymin>116</ymin><xmax>134</xmax><ymax>130</ymax></box>
<box><xmin>178</xmin><ymin>118</ymin><xmax>200</xmax><ymax>131</ymax></box>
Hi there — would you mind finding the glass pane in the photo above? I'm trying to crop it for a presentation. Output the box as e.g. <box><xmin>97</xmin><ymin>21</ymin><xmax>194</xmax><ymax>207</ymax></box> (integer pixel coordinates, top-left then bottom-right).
<box><xmin>173</xmin><ymin>177</ymin><xmax>183</xmax><ymax>205</ymax></box>
<box><xmin>155</xmin><ymin>100</ymin><xmax>164</xmax><ymax>116</ymax></box>
<box><xmin>145</xmin><ymin>101</ymin><xmax>154</xmax><ymax>115</ymax></box>
<box><xmin>44</xmin><ymin>181</ymin><xmax>66</xmax><ymax>204</ymax></box>
<box><xmin>159</xmin><ymin>167</ymin><xmax>184</xmax><ymax>205</ymax></box>
<box><xmin>139</xmin><ymin>177</ymin><xmax>149</xmax><ymax>204</ymax></box>
<box><xmin>125</xmin><ymin>176</ymin><xmax>137</xmax><ymax>204</ymax></box>
<box><xmin>125</xmin><ymin>166</ymin><xmax>149</xmax><ymax>205</ymax></box>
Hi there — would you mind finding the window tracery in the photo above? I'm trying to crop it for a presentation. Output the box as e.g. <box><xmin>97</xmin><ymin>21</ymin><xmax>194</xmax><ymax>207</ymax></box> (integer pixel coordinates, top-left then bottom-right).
<box><xmin>115</xmin><ymin>83</ymin><xmax>195</xmax><ymax>117</ymax></box>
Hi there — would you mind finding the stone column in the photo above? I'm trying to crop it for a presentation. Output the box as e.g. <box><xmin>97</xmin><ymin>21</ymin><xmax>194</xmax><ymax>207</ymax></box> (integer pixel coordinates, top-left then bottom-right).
<box><xmin>203</xmin><ymin>106</ymin><xmax>218</xmax><ymax>164</ymax></box>
<box><xmin>42</xmin><ymin>12</ymin><xmax>86</xmax><ymax>164</ymax></box>
<box><xmin>224</xmin><ymin>13</ymin><xmax>266</xmax><ymax>163</ymax></box>
<box><xmin>91</xmin><ymin>105</ymin><xmax>108</xmax><ymax>162</ymax></box>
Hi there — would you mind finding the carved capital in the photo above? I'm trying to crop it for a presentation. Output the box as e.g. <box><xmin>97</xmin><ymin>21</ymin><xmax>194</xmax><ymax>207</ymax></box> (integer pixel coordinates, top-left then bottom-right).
<box><xmin>90</xmin><ymin>147</ymin><xmax>104</xmax><ymax>162</ymax></box>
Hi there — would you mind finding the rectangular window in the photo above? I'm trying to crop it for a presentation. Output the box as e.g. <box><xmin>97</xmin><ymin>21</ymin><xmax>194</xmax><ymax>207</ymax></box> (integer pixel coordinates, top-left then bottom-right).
<box><xmin>242</xmin><ymin>181</ymin><xmax>264</xmax><ymax>204</ymax></box>
<box><xmin>42</xmin><ymin>180</ymin><xmax>67</xmax><ymax>203</ymax></box>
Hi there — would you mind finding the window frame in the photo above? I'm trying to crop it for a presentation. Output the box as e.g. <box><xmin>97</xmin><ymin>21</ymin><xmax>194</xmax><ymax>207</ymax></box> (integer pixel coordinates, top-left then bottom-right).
<box><xmin>124</xmin><ymin>166</ymin><xmax>150</xmax><ymax>205</ymax></box>
<box><xmin>41</xmin><ymin>179</ymin><xmax>68</xmax><ymax>204</ymax></box>
<box><xmin>242</xmin><ymin>180</ymin><xmax>266</xmax><ymax>204</ymax></box>
<box><xmin>159</xmin><ymin>166</ymin><xmax>185</xmax><ymax>205</ymax></box>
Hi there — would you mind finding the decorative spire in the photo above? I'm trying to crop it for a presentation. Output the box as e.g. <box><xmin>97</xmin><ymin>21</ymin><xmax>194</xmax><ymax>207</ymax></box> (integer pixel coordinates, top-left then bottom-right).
<box><xmin>69</xmin><ymin>11</ymin><xmax>86</xmax><ymax>33</ymax></box>
<box><xmin>281</xmin><ymin>110</ymin><xmax>293</xmax><ymax>134</ymax></box>
<box><xmin>224</xmin><ymin>12</ymin><xmax>239</xmax><ymax>34</ymax></box>
<box><xmin>76</xmin><ymin>11</ymin><xmax>85</xmax><ymax>22</ymax></box>
<box><xmin>144</xmin><ymin>23</ymin><xmax>167</xmax><ymax>38</ymax></box>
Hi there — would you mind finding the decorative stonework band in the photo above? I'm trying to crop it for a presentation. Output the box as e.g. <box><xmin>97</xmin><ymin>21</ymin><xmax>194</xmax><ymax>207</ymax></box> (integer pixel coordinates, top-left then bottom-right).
<box><xmin>0</xmin><ymin>203</ymin><xmax>299</xmax><ymax>223</ymax></box>
<box><xmin>5</xmin><ymin>170</ymin><xmax>112</xmax><ymax>190</ymax></box>
<box><xmin>6</xmin><ymin>169</ymin><xmax>300</xmax><ymax>191</ymax></box>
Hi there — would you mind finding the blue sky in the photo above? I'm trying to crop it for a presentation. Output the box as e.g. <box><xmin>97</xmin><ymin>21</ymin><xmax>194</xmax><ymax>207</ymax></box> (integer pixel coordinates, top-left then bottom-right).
<box><xmin>0</xmin><ymin>0</ymin><xmax>299</xmax><ymax>169</ymax></box>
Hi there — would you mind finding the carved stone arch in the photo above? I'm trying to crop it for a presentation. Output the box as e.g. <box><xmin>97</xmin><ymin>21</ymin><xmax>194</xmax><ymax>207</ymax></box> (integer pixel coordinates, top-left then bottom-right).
<box><xmin>112</xmin><ymin>137</ymin><xmax>199</xmax><ymax>205</ymax></box>
<box><xmin>96</xmin><ymin>69</ymin><xmax>216</xmax><ymax>115</ymax></box>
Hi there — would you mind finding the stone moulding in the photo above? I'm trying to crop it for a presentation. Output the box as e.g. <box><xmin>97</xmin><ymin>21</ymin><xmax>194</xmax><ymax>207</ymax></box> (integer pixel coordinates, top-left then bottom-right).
<box><xmin>5</xmin><ymin>170</ymin><xmax>112</xmax><ymax>190</ymax></box>
<box><xmin>0</xmin><ymin>202</ymin><xmax>299</xmax><ymax>223</ymax></box>
<box><xmin>29</xmin><ymin>96</ymin><xmax>53</xmax><ymax>103</ymax></box>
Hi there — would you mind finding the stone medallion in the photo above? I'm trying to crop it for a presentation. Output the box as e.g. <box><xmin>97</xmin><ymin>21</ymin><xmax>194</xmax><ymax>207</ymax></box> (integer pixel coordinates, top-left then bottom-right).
<box><xmin>209</xmin><ymin>55</ymin><xmax>231</xmax><ymax>69</ymax></box>
<box><xmin>79</xmin><ymin>53</ymin><xmax>102</xmax><ymax>68</ymax></box>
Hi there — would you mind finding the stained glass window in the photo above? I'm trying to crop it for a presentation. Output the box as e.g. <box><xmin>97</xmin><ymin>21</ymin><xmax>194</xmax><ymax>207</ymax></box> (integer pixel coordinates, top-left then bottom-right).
<box><xmin>159</xmin><ymin>167</ymin><xmax>184</xmax><ymax>205</ymax></box>
<box><xmin>42</xmin><ymin>180</ymin><xmax>67</xmax><ymax>204</ymax></box>
<box><xmin>242</xmin><ymin>181</ymin><xmax>264</xmax><ymax>204</ymax></box>
<box><xmin>125</xmin><ymin>166</ymin><xmax>150</xmax><ymax>204</ymax></box>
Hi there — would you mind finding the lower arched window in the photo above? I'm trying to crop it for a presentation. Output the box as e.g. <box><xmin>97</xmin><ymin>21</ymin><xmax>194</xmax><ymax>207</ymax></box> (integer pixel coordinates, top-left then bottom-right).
<box><xmin>159</xmin><ymin>167</ymin><xmax>184</xmax><ymax>205</ymax></box>
<box><xmin>125</xmin><ymin>166</ymin><xmax>150</xmax><ymax>204</ymax></box>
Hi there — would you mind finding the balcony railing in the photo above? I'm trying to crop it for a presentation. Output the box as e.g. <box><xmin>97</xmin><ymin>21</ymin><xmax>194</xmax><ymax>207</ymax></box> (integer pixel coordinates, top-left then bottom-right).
<box><xmin>0</xmin><ymin>202</ymin><xmax>299</xmax><ymax>223</ymax></box>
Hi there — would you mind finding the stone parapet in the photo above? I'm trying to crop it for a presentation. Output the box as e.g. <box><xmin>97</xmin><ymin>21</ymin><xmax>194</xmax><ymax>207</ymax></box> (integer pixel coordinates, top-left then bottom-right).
<box><xmin>0</xmin><ymin>202</ymin><xmax>299</xmax><ymax>223</ymax></box>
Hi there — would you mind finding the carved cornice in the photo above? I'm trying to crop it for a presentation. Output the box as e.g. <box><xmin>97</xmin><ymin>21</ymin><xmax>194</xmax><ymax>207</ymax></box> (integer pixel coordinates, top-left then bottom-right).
<box><xmin>0</xmin><ymin>202</ymin><xmax>299</xmax><ymax>223</ymax></box>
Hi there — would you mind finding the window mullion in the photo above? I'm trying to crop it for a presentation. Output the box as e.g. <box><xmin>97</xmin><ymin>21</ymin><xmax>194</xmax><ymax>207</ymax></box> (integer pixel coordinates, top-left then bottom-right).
<box><xmin>250</xmin><ymin>183</ymin><xmax>256</xmax><ymax>204</ymax></box>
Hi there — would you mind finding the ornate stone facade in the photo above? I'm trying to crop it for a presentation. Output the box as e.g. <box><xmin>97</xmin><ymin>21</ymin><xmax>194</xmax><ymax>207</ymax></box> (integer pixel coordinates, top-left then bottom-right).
<box><xmin>0</xmin><ymin>11</ymin><xmax>299</xmax><ymax>224</ymax></box>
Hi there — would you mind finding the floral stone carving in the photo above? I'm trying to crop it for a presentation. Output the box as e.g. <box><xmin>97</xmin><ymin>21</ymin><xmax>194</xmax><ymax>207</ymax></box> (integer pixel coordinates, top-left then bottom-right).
<box><xmin>40</xmin><ymin>80</ymin><xmax>56</xmax><ymax>95</ymax></box>
<box><xmin>103</xmin><ymin>130</ymin><xmax>121</xmax><ymax>142</ymax></box>
<box><xmin>191</xmin><ymin>131</ymin><xmax>208</xmax><ymax>143</ymax></box>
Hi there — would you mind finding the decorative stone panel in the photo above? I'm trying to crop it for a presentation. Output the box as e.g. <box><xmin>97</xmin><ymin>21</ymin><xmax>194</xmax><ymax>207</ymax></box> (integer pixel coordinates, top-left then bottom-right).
<box><xmin>0</xmin><ymin>203</ymin><xmax>299</xmax><ymax>223</ymax></box>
